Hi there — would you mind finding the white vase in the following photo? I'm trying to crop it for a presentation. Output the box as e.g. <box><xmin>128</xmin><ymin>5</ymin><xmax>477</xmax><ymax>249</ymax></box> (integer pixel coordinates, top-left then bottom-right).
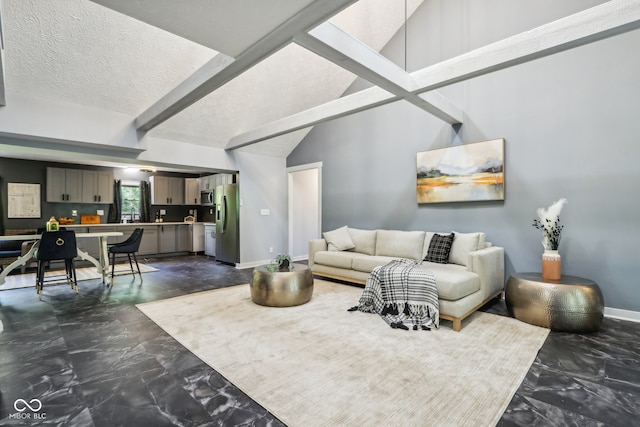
<box><xmin>542</xmin><ymin>249</ymin><xmax>561</xmax><ymax>280</ymax></box>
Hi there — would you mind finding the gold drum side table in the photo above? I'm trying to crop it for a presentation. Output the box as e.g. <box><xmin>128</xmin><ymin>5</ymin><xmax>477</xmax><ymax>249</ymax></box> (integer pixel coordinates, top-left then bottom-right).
<box><xmin>250</xmin><ymin>264</ymin><xmax>314</xmax><ymax>307</ymax></box>
<box><xmin>505</xmin><ymin>273</ymin><xmax>604</xmax><ymax>332</ymax></box>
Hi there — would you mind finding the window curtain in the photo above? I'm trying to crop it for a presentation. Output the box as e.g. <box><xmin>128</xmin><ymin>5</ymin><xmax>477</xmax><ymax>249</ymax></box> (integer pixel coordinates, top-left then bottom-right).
<box><xmin>139</xmin><ymin>181</ymin><xmax>151</xmax><ymax>223</ymax></box>
<box><xmin>107</xmin><ymin>179</ymin><xmax>122</xmax><ymax>223</ymax></box>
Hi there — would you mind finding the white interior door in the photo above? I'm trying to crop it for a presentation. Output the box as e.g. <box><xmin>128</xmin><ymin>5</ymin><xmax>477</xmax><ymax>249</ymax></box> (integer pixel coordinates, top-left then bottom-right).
<box><xmin>288</xmin><ymin>163</ymin><xmax>322</xmax><ymax>261</ymax></box>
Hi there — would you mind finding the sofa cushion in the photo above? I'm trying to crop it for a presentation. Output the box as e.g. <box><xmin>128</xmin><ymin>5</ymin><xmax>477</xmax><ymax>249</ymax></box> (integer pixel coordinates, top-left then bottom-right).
<box><xmin>352</xmin><ymin>255</ymin><xmax>397</xmax><ymax>273</ymax></box>
<box><xmin>424</xmin><ymin>233</ymin><xmax>454</xmax><ymax>264</ymax></box>
<box><xmin>314</xmin><ymin>251</ymin><xmax>359</xmax><ymax>269</ymax></box>
<box><xmin>449</xmin><ymin>232</ymin><xmax>486</xmax><ymax>266</ymax></box>
<box><xmin>375</xmin><ymin>230</ymin><xmax>425</xmax><ymax>260</ymax></box>
<box><xmin>323</xmin><ymin>226</ymin><xmax>355</xmax><ymax>251</ymax></box>
<box><xmin>347</xmin><ymin>228</ymin><xmax>377</xmax><ymax>255</ymax></box>
<box><xmin>422</xmin><ymin>262</ymin><xmax>481</xmax><ymax>301</ymax></box>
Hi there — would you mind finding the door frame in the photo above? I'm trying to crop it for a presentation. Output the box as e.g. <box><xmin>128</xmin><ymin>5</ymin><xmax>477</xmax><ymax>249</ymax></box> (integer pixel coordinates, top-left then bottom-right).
<box><xmin>287</xmin><ymin>162</ymin><xmax>322</xmax><ymax>261</ymax></box>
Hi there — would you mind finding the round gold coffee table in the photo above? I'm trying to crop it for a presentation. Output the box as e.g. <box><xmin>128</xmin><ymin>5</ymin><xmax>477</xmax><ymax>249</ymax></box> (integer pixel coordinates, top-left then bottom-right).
<box><xmin>505</xmin><ymin>273</ymin><xmax>604</xmax><ymax>332</ymax></box>
<box><xmin>250</xmin><ymin>264</ymin><xmax>314</xmax><ymax>307</ymax></box>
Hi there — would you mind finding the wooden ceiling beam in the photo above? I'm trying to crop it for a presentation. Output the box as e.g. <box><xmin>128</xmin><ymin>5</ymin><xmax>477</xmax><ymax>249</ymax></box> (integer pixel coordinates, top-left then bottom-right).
<box><xmin>227</xmin><ymin>0</ymin><xmax>640</xmax><ymax>150</ymax></box>
<box><xmin>294</xmin><ymin>22</ymin><xmax>463</xmax><ymax>124</ymax></box>
<box><xmin>134</xmin><ymin>0</ymin><xmax>357</xmax><ymax>132</ymax></box>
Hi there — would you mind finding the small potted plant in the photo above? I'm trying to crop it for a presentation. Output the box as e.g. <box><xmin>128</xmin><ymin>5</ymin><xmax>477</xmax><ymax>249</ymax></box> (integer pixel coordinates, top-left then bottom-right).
<box><xmin>267</xmin><ymin>253</ymin><xmax>292</xmax><ymax>272</ymax></box>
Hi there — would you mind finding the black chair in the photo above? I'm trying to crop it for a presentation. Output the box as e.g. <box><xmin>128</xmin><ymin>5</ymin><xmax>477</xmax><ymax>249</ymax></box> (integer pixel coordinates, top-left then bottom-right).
<box><xmin>108</xmin><ymin>228</ymin><xmax>144</xmax><ymax>286</ymax></box>
<box><xmin>34</xmin><ymin>230</ymin><xmax>78</xmax><ymax>299</ymax></box>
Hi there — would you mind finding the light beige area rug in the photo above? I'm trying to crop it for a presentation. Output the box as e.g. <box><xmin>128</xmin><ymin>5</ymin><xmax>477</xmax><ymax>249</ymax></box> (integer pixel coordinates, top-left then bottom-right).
<box><xmin>0</xmin><ymin>264</ymin><xmax>158</xmax><ymax>291</ymax></box>
<box><xmin>137</xmin><ymin>280</ymin><xmax>549</xmax><ymax>427</ymax></box>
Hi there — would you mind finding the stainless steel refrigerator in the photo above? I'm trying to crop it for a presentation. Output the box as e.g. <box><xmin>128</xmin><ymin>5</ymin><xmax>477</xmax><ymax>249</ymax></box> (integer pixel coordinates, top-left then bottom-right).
<box><xmin>215</xmin><ymin>183</ymin><xmax>239</xmax><ymax>264</ymax></box>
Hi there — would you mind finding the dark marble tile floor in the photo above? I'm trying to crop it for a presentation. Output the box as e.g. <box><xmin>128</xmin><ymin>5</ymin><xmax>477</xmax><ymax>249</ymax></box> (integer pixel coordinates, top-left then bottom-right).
<box><xmin>0</xmin><ymin>256</ymin><xmax>638</xmax><ymax>426</ymax></box>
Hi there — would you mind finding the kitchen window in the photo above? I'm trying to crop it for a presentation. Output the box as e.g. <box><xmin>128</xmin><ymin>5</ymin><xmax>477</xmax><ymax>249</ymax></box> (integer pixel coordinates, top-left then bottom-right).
<box><xmin>121</xmin><ymin>183</ymin><xmax>140</xmax><ymax>222</ymax></box>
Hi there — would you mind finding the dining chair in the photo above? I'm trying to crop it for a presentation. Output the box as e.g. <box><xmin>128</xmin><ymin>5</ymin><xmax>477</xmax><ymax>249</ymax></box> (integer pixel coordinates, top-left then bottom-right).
<box><xmin>21</xmin><ymin>227</ymin><xmax>68</xmax><ymax>273</ymax></box>
<box><xmin>34</xmin><ymin>230</ymin><xmax>78</xmax><ymax>299</ymax></box>
<box><xmin>108</xmin><ymin>228</ymin><xmax>144</xmax><ymax>286</ymax></box>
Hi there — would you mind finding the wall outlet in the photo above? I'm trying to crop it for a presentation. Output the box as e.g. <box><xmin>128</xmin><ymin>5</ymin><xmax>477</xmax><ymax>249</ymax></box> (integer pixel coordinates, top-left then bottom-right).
<box><xmin>97</xmin><ymin>209</ymin><xmax>104</xmax><ymax>216</ymax></box>
<box><xmin>260</xmin><ymin>209</ymin><xmax>270</xmax><ymax>216</ymax></box>
<box><xmin>160</xmin><ymin>209</ymin><xmax>166</xmax><ymax>215</ymax></box>
<box><xmin>269</xmin><ymin>247</ymin><xmax>274</xmax><ymax>253</ymax></box>
<box><xmin>71</xmin><ymin>210</ymin><xmax>78</xmax><ymax>217</ymax></box>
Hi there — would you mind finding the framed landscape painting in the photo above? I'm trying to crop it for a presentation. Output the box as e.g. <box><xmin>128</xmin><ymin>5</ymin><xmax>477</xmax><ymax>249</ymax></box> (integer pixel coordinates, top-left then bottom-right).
<box><xmin>416</xmin><ymin>138</ymin><xmax>505</xmax><ymax>204</ymax></box>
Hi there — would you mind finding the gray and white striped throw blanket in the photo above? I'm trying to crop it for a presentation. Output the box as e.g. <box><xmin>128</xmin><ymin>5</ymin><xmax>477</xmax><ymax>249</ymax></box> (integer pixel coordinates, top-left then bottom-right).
<box><xmin>349</xmin><ymin>258</ymin><xmax>439</xmax><ymax>330</ymax></box>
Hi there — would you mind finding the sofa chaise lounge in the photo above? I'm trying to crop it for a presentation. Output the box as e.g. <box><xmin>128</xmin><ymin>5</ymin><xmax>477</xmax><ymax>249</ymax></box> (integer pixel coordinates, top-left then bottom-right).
<box><xmin>309</xmin><ymin>227</ymin><xmax>505</xmax><ymax>331</ymax></box>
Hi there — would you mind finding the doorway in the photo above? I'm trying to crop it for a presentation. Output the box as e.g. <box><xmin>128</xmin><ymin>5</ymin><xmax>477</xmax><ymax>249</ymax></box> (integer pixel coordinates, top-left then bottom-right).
<box><xmin>287</xmin><ymin>162</ymin><xmax>322</xmax><ymax>261</ymax></box>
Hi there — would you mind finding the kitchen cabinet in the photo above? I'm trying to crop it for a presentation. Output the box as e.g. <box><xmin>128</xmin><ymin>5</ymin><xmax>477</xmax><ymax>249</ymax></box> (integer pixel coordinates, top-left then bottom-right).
<box><xmin>47</xmin><ymin>167</ymin><xmax>113</xmax><ymax>204</ymax></box>
<box><xmin>204</xmin><ymin>224</ymin><xmax>216</xmax><ymax>257</ymax></box>
<box><xmin>63</xmin><ymin>223</ymin><xmax>200</xmax><ymax>258</ymax></box>
<box><xmin>76</xmin><ymin>226</ymin><xmax>118</xmax><ymax>258</ymax></box>
<box><xmin>184</xmin><ymin>178</ymin><xmax>200</xmax><ymax>205</ymax></box>
<box><xmin>138</xmin><ymin>226</ymin><xmax>159</xmax><ymax>255</ymax></box>
<box><xmin>46</xmin><ymin>167</ymin><xmax>83</xmax><ymax>203</ymax></box>
<box><xmin>158</xmin><ymin>224</ymin><xmax>177</xmax><ymax>253</ymax></box>
<box><xmin>176</xmin><ymin>224</ymin><xmax>191</xmax><ymax>252</ymax></box>
<box><xmin>150</xmin><ymin>176</ymin><xmax>185</xmax><ymax>205</ymax></box>
<box><xmin>200</xmin><ymin>173</ymin><xmax>234</xmax><ymax>192</ymax></box>
<box><xmin>219</xmin><ymin>173</ymin><xmax>234</xmax><ymax>185</ymax></box>
<box><xmin>189</xmin><ymin>223</ymin><xmax>205</xmax><ymax>253</ymax></box>
<box><xmin>82</xmin><ymin>170</ymin><xmax>113</xmax><ymax>203</ymax></box>
<box><xmin>200</xmin><ymin>175</ymin><xmax>214</xmax><ymax>191</ymax></box>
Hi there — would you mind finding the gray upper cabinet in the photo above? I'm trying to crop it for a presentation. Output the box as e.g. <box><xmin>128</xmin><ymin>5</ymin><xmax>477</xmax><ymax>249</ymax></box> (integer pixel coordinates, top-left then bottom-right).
<box><xmin>184</xmin><ymin>178</ymin><xmax>199</xmax><ymax>205</ymax></box>
<box><xmin>199</xmin><ymin>173</ymin><xmax>234</xmax><ymax>192</ymax></box>
<box><xmin>81</xmin><ymin>170</ymin><xmax>113</xmax><ymax>203</ymax></box>
<box><xmin>46</xmin><ymin>167</ymin><xmax>83</xmax><ymax>203</ymax></box>
<box><xmin>200</xmin><ymin>175</ymin><xmax>214</xmax><ymax>191</ymax></box>
<box><xmin>48</xmin><ymin>167</ymin><xmax>113</xmax><ymax>204</ymax></box>
<box><xmin>150</xmin><ymin>176</ymin><xmax>185</xmax><ymax>205</ymax></box>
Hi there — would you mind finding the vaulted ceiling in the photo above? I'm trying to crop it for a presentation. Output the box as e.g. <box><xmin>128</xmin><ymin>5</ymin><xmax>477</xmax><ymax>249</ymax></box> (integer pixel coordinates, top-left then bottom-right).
<box><xmin>3</xmin><ymin>0</ymin><xmax>424</xmax><ymax>159</ymax></box>
<box><xmin>2</xmin><ymin>0</ymin><xmax>639</xmax><ymax>168</ymax></box>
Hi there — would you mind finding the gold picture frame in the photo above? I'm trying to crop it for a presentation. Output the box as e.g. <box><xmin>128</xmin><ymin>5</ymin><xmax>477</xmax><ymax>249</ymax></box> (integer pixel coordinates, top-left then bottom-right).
<box><xmin>416</xmin><ymin>139</ymin><xmax>505</xmax><ymax>204</ymax></box>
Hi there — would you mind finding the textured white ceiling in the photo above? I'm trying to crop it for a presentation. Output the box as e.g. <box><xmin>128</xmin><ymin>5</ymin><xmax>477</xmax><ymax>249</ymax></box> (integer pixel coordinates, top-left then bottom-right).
<box><xmin>89</xmin><ymin>0</ymin><xmax>321</xmax><ymax>57</ymax></box>
<box><xmin>4</xmin><ymin>0</ymin><xmax>216</xmax><ymax>115</ymax></box>
<box><xmin>4</xmin><ymin>0</ymin><xmax>422</xmax><ymax>160</ymax></box>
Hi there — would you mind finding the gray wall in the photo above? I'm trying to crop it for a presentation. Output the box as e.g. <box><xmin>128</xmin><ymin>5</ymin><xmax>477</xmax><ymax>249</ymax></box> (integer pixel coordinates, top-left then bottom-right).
<box><xmin>230</xmin><ymin>150</ymin><xmax>288</xmax><ymax>267</ymax></box>
<box><xmin>287</xmin><ymin>0</ymin><xmax>640</xmax><ymax>313</ymax></box>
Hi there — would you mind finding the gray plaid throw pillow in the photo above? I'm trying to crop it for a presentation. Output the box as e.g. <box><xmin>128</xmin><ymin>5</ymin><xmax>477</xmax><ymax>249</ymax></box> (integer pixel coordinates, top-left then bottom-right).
<box><xmin>424</xmin><ymin>233</ymin><xmax>454</xmax><ymax>264</ymax></box>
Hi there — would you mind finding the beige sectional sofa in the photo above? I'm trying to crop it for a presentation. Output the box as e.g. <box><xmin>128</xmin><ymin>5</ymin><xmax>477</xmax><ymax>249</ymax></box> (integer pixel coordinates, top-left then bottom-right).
<box><xmin>309</xmin><ymin>227</ymin><xmax>505</xmax><ymax>331</ymax></box>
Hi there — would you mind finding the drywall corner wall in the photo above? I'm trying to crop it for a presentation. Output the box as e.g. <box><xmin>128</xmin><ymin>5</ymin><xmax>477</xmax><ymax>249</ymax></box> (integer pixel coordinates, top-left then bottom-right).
<box><xmin>231</xmin><ymin>150</ymin><xmax>287</xmax><ymax>267</ymax></box>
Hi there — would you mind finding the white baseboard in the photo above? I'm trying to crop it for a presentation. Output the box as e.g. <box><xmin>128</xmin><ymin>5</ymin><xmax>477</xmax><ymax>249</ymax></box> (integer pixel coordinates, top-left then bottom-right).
<box><xmin>604</xmin><ymin>307</ymin><xmax>640</xmax><ymax>323</ymax></box>
<box><xmin>235</xmin><ymin>259</ymin><xmax>272</xmax><ymax>270</ymax></box>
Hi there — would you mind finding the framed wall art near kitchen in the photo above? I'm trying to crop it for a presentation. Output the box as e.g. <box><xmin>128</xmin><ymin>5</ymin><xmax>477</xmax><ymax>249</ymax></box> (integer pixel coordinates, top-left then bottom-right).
<box><xmin>7</xmin><ymin>183</ymin><xmax>41</xmax><ymax>218</ymax></box>
<box><xmin>416</xmin><ymin>138</ymin><xmax>505</xmax><ymax>204</ymax></box>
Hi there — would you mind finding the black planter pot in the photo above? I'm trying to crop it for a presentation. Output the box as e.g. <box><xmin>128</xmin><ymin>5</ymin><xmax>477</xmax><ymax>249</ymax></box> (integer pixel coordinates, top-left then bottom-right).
<box><xmin>278</xmin><ymin>259</ymin><xmax>290</xmax><ymax>271</ymax></box>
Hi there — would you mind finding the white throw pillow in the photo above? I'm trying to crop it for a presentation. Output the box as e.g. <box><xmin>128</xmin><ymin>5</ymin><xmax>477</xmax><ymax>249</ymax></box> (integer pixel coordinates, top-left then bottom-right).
<box><xmin>449</xmin><ymin>232</ymin><xmax>485</xmax><ymax>266</ymax></box>
<box><xmin>347</xmin><ymin>228</ymin><xmax>377</xmax><ymax>255</ymax></box>
<box><xmin>323</xmin><ymin>226</ymin><xmax>356</xmax><ymax>251</ymax></box>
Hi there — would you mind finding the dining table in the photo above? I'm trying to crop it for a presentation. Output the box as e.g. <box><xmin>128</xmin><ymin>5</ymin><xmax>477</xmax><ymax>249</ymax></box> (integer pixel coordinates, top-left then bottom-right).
<box><xmin>0</xmin><ymin>231</ymin><xmax>123</xmax><ymax>286</ymax></box>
